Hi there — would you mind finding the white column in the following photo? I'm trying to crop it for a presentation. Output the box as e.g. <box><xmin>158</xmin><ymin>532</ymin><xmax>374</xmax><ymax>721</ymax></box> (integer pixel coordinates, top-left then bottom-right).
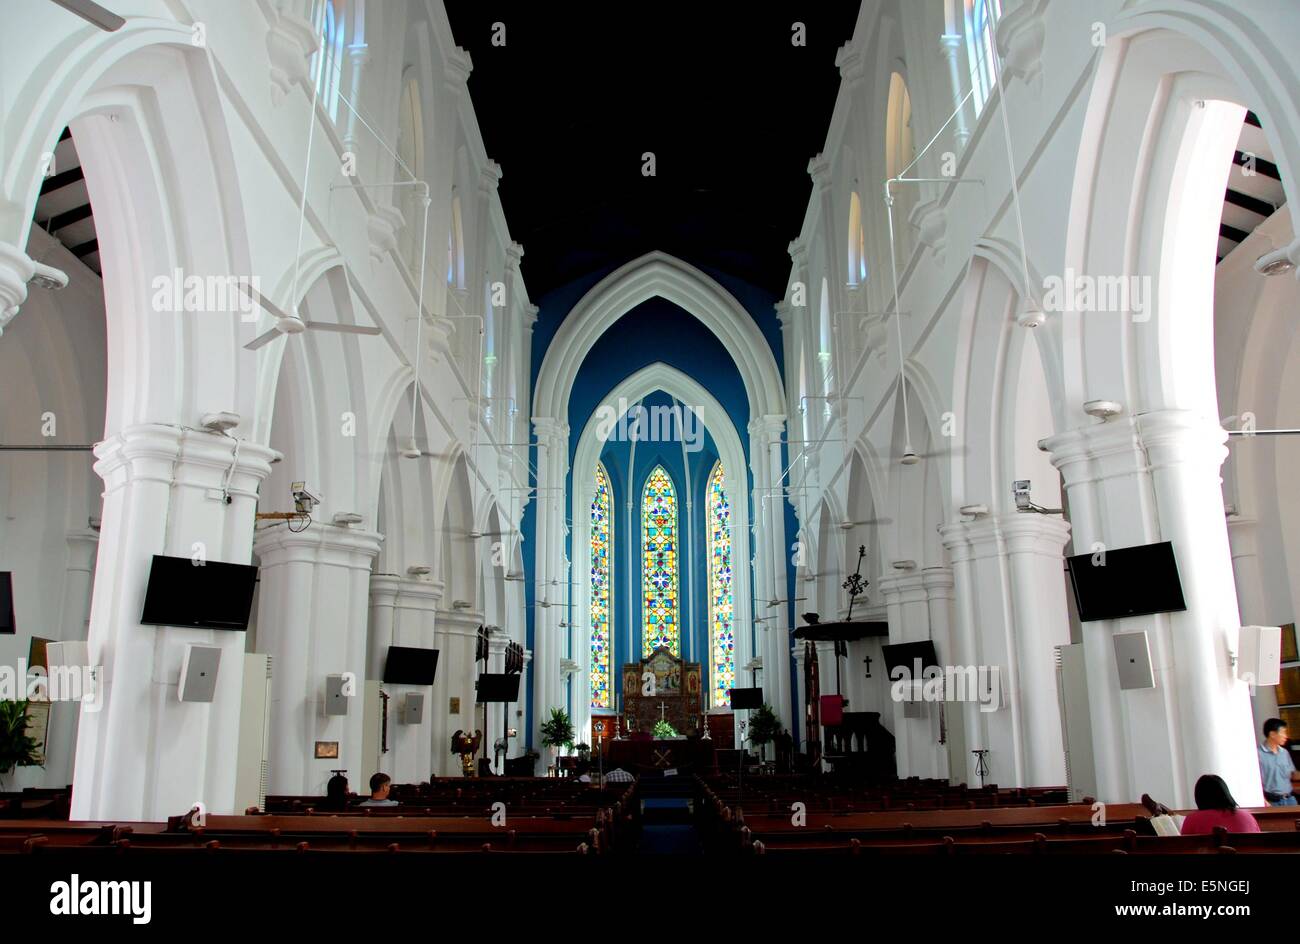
<box><xmin>437</xmin><ymin>608</ymin><xmax>485</xmax><ymax>775</ymax></box>
<box><xmin>1227</xmin><ymin>517</ymin><xmax>1279</xmax><ymax>721</ymax></box>
<box><xmin>1046</xmin><ymin>411</ymin><xmax>1261</xmax><ymax>807</ymax></box>
<box><xmin>253</xmin><ymin>524</ymin><xmax>381</xmax><ymax>795</ymax></box>
<box><xmin>531</xmin><ymin>417</ymin><xmax>568</xmax><ymax>752</ymax></box>
<box><xmin>366</xmin><ymin>575</ymin><xmax>441</xmax><ymax>784</ymax></box>
<box><xmin>71</xmin><ymin>424</ymin><xmax>276</xmax><ymax>821</ymax></box>
<box><xmin>0</xmin><ymin>240</ymin><xmax>35</xmax><ymax>336</ymax></box>
<box><xmin>922</xmin><ymin>566</ymin><xmax>955</xmax><ymax>781</ymax></box>
<box><xmin>751</xmin><ymin>415</ymin><xmax>792</xmax><ymax>733</ymax></box>
<box><xmin>877</xmin><ymin>571</ymin><xmax>941</xmax><ymax>778</ymax></box>
<box><xmin>484</xmin><ymin>633</ymin><xmax>508</xmax><ymax>771</ymax></box>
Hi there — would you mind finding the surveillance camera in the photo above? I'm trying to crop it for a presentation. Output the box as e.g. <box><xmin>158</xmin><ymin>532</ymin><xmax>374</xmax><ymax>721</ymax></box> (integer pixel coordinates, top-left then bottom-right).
<box><xmin>29</xmin><ymin>261</ymin><xmax>69</xmax><ymax>291</ymax></box>
<box><xmin>1013</xmin><ymin>480</ymin><xmax>1032</xmax><ymax>511</ymax></box>
<box><xmin>291</xmin><ymin>481</ymin><xmax>320</xmax><ymax>513</ymax></box>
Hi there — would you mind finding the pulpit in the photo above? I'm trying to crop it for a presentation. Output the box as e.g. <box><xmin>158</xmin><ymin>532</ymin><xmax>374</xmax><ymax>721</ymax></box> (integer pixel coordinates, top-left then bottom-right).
<box><xmin>622</xmin><ymin>646</ymin><xmax>703</xmax><ymax>735</ymax></box>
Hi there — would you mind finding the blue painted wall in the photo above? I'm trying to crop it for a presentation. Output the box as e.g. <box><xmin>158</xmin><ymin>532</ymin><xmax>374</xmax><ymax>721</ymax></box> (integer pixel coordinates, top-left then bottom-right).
<box><xmin>522</xmin><ymin>260</ymin><xmax>795</xmax><ymax>748</ymax></box>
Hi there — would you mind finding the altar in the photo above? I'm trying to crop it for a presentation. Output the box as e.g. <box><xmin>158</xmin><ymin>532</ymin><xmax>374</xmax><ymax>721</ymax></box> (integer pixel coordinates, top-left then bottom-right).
<box><xmin>622</xmin><ymin>646</ymin><xmax>703</xmax><ymax>736</ymax></box>
<box><xmin>606</xmin><ymin>736</ymin><xmax>715</xmax><ymax>772</ymax></box>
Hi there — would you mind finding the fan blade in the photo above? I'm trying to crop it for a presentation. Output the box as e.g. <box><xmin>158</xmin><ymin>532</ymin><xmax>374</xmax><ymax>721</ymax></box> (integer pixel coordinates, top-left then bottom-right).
<box><xmin>238</xmin><ymin>281</ymin><xmax>294</xmax><ymax>323</ymax></box>
<box><xmin>305</xmin><ymin>321</ymin><xmax>382</xmax><ymax>335</ymax></box>
<box><xmin>50</xmin><ymin>0</ymin><xmax>125</xmax><ymax>31</ymax></box>
<box><xmin>243</xmin><ymin>328</ymin><xmax>282</xmax><ymax>351</ymax></box>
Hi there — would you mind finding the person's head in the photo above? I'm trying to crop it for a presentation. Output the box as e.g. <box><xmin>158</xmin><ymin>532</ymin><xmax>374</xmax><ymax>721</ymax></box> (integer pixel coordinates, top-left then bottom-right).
<box><xmin>1193</xmin><ymin>774</ymin><xmax>1239</xmax><ymax>812</ymax></box>
<box><xmin>326</xmin><ymin>773</ymin><xmax>349</xmax><ymax>803</ymax></box>
<box><xmin>1264</xmin><ymin>718</ymin><xmax>1289</xmax><ymax>747</ymax></box>
<box><xmin>369</xmin><ymin>772</ymin><xmax>392</xmax><ymax>800</ymax></box>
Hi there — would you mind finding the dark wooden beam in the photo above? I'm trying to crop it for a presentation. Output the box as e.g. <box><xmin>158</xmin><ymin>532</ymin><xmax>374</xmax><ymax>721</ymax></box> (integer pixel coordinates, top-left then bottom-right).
<box><xmin>1223</xmin><ymin>187</ymin><xmax>1276</xmax><ymax>219</ymax></box>
<box><xmin>39</xmin><ymin>165</ymin><xmax>84</xmax><ymax>194</ymax></box>
<box><xmin>43</xmin><ymin>202</ymin><xmax>94</xmax><ymax>232</ymax></box>
<box><xmin>1219</xmin><ymin>221</ymin><xmax>1251</xmax><ymax>245</ymax></box>
<box><xmin>68</xmin><ymin>237</ymin><xmax>98</xmax><ymax>258</ymax></box>
<box><xmin>1234</xmin><ymin>150</ymin><xmax>1282</xmax><ymax>182</ymax></box>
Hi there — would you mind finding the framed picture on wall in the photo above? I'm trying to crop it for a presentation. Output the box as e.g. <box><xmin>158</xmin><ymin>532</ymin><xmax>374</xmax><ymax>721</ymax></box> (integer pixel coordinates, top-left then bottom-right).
<box><xmin>314</xmin><ymin>741</ymin><xmax>339</xmax><ymax>759</ymax></box>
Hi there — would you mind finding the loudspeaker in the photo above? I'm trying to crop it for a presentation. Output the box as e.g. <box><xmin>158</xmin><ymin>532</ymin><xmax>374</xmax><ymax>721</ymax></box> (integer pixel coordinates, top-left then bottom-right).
<box><xmin>1238</xmin><ymin>625</ymin><xmax>1282</xmax><ymax>687</ymax></box>
<box><xmin>45</xmin><ymin>640</ymin><xmax>89</xmax><ymax>673</ymax></box>
<box><xmin>178</xmin><ymin>644</ymin><xmax>221</xmax><ymax>702</ymax></box>
<box><xmin>1113</xmin><ymin>631</ymin><xmax>1155</xmax><ymax>690</ymax></box>
<box><xmin>401</xmin><ymin>692</ymin><xmax>424</xmax><ymax>724</ymax></box>
<box><xmin>324</xmin><ymin>674</ymin><xmax>349</xmax><ymax>716</ymax></box>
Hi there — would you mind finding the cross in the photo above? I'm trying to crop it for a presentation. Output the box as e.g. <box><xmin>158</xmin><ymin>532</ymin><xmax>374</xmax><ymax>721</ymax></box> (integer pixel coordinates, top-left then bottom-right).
<box><xmin>863</xmin><ymin>654</ymin><xmax>872</xmax><ymax>678</ymax></box>
<box><xmin>657</xmin><ymin>701</ymin><xmax>668</xmax><ymax>722</ymax></box>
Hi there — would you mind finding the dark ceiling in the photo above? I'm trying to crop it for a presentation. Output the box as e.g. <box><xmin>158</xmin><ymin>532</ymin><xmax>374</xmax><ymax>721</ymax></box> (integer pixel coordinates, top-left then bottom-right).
<box><xmin>444</xmin><ymin>1</ymin><xmax>861</xmax><ymax>302</ymax></box>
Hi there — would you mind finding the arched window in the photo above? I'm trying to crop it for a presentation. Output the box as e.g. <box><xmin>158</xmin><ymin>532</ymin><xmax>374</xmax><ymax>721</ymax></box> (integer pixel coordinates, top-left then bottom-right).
<box><xmin>590</xmin><ymin>463</ymin><xmax>613</xmax><ymax>708</ymax></box>
<box><xmin>395</xmin><ymin>71</ymin><xmax>424</xmax><ymax>270</ymax></box>
<box><xmin>965</xmin><ymin>0</ymin><xmax>1002</xmax><ymax>116</ymax></box>
<box><xmin>311</xmin><ymin>0</ymin><xmax>346</xmax><ymax>121</ymax></box>
<box><xmin>707</xmin><ymin>461</ymin><xmax>734</xmax><ymax>708</ymax></box>
<box><xmin>847</xmin><ymin>191</ymin><xmax>868</xmax><ymax>286</ymax></box>
<box><xmin>641</xmin><ymin>465</ymin><xmax>679</xmax><ymax>656</ymax></box>
<box><xmin>886</xmin><ymin>72</ymin><xmax>917</xmax><ymax>264</ymax></box>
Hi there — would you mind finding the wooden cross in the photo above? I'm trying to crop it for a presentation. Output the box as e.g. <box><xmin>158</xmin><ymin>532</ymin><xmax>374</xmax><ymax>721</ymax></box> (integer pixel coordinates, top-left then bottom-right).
<box><xmin>657</xmin><ymin>701</ymin><xmax>668</xmax><ymax>722</ymax></box>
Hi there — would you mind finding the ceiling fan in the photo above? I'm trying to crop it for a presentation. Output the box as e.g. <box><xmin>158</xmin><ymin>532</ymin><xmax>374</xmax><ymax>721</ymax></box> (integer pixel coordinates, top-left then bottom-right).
<box><xmin>767</xmin><ymin>596</ymin><xmax>808</xmax><ymax>608</ymax></box>
<box><xmin>240</xmin><ymin>280</ymin><xmax>381</xmax><ymax>351</ymax></box>
<box><xmin>49</xmin><ymin>0</ymin><xmax>124</xmax><ymax>31</ymax></box>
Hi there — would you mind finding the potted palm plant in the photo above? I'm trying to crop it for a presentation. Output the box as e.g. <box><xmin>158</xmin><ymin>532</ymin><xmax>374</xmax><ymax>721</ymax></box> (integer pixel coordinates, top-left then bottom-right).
<box><xmin>0</xmin><ymin>700</ymin><xmax>41</xmax><ymax>793</ymax></box>
<box><xmin>746</xmin><ymin>703</ymin><xmax>783</xmax><ymax>762</ymax></box>
<box><xmin>539</xmin><ymin>707</ymin><xmax>575</xmax><ymax>775</ymax></box>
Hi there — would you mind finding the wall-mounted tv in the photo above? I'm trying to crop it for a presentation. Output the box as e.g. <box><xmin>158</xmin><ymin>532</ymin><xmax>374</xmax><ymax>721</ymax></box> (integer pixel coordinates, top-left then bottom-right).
<box><xmin>0</xmin><ymin>572</ymin><xmax>14</xmax><ymax>634</ymax></box>
<box><xmin>1066</xmin><ymin>540</ymin><xmax>1186</xmax><ymax>622</ymax></box>
<box><xmin>880</xmin><ymin>640</ymin><xmax>940</xmax><ymax>675</ymax></box>
<box><xmin>139</xmin><ymin>554</ymin><xmax>259</xmax><ymax>630</ymax></box>
<box><xmin>384</xmin><ymin>646</ymin><xmax>439</xmax><ymax>685</ymax></box>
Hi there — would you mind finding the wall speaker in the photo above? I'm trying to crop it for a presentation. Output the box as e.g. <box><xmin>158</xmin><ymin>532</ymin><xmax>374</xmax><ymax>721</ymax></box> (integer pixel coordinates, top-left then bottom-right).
<box><xmin>324</xmin><ymin>674</ymin><xmax>349</xmax><ymax>716</ymax></box>
<box><xmin>1238</xmin><ymin>625</ymin><xmax>1282</xmax><ymax>687</ymax></box>
<box><xmin>178</xmin><ymin>644</ymin><xmax>221</xmax><ymax>702</ymax></box>
<box><xmin>1113</xmin><ymin>631</ymin><xmax>1155</xmax><ymax>690</ymax></box>
<box><xmin>402</xmin><ymin>692</ymin><xmax>424</xmax><ymax>725</ymax></box>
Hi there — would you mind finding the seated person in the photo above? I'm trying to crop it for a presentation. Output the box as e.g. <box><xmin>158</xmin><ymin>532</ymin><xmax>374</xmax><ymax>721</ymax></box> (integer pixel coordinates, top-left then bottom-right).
<box><xmin>1179</xmin><ymin>774</ymin><xmax>1260</xmax><ymax>835</ymax></box>
<box><xmin>358</xmin><ymin>772</ymin><xmax>399</xmax><ymax>807</ymax></box>
<box><xmin>321</xmin><ymin>772</ymin><xmax>352</xmax><ymax>811</ymax></box>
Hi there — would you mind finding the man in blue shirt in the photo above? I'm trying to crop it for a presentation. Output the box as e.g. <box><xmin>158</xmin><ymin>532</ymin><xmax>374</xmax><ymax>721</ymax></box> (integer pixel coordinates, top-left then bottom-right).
<box><xmin>1259</xmin><ymin>718</ymin><xmax>1298</xmax><ymax>806</ymax></box>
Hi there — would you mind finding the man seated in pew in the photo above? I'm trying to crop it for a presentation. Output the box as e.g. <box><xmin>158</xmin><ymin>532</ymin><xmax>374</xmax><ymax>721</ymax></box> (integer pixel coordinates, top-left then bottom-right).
<box><xmin>1179</xmin><ymin>774</ymin><xmax>1260</xmax><ymax>835</ymax></box>
<box><xmin>358</xmin><ymin>773</ymin><xmax>399</xmax><ymax>807</ymax></box>
<box><xmin>1259</xmin><ymin>718</ymin><xmax>1298</xmax><ymax>806</ymax></box>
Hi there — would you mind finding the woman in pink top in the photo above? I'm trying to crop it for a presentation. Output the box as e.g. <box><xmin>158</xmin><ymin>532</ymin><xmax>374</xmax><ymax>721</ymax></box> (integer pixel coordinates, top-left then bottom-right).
<box><xmin>1180</xmin><ymin>774</ymin><xmax>1261</xmax><ymax>835</ymax></box>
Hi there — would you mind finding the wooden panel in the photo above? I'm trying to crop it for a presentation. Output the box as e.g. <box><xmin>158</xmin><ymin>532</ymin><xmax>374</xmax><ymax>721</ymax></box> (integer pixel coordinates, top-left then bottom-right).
<box><xmin>706</xmin><ymin>713</ymin><xmax>735</xmax><ymax>749</ymax></box>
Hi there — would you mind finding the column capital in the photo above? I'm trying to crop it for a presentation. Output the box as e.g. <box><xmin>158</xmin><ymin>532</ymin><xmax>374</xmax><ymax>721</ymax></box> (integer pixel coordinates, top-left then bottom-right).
<box><xmin>253</xmin><ymin>522</ymin><xmax>383</xmax><ymax>568</ymax></box>
<box><xmin>369</xmin><ymin>574</ymin><xmax>444</xmax><ymax>609</ymax></box>
<box><xmin>94</xmin><ymin>424</ymin><xmax>278</xmax><ymax>499</ymax></box>
<box><xmin>834</xmin><ymin>41</ymin><xmax>866</xmax><ymax>86</ymax></box>
<box><xmin>920</xmin><ymin>565</ymin><xmax>955</xmax><ymax>598</ymax></box>
<box><xmin>1043</xmin><ymin>410</ymin><xmax>1228</xmax><ymax>486</ymax></box>
<box><xmin>444</xmin><ymin>46</ymin><xmax>473</xmax><ymax>92</ymax></box>
<box><xmin>0</xmin><ymin>240</ymin><xmax>35</xmax><ymax>335</ymax></box>
<box><xmin>807</xmin><ymin>153</ymin><xmax>833</xmax><ymax>192</ymax></box>
<box><xmin>939</xmin><ymin>33</ymin><xmax>964</xmax><ymax>55</ymax></box>
<box><xmin>748</xmin><ymin>414</ymin><xmax>786</xmax><ymax>440</ymax></box>
<box><xmin>876</xmin><ymin>571</ymin><xmax>928</xmax><ymax>603</ymax></box>
<box><xmin>532</xmin><ymin>416</ymin><xmax>569</xmax><ymax>445</ymax></box>
<box><xmin>997</xmin><ymin>513</ymin><xmax>1072</xmax><ymax>556</ymax></box>
<box><xmin>439</xmin><ymin>608</ymin><xmax>486</xmax><ymax>636</ymax></box>
<box><xmin>505</xmin><ymin>241</ymin><xmax>525</xmax><ymax>271</ymax></box>
<box><xmin>478</xmin><ymin>159</ymin><xmax>503</xmax><ymax>195</ymax></box>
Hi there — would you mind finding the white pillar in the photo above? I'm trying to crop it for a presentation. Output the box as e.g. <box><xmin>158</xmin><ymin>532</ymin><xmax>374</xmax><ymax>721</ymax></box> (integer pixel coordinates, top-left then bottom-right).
<box><xmin>877</xmin><ymin>571</ymin><xmax>942</xmax><ymax>778</ymax></box>
<box><xmin>71</xmin><ymin>424</ymin><xmax>276</xmax><ymax>821</ymax></box>
<box><xmin>1046</xmin><ymin>410</ymin><xmax>1261</xmax><ymax>806</ymax></box>
<box><xmin>436</xmin><ymin>608</ymin><xmax>484</xmax><ymax>776</ymax></box>
<box><xmin>531</xmin><ymin>417</ymin><xmax>568</xmax><ymax>752</ymax></box>
<box><xmin>922</xmin><ymin>566</ymin><xmax>955</xmax><ymax>782</ymax></box>
<box><xmin>253</xmin><ymin>524</ymin><xmax>381</xmax><ymax>794</ymax></box>
<box><xmin>1227</xmin><ymin>517</ymin><xmax>1279</xmax><ymax>721</ymax></box>
<box><xmin>940</xmin><ymin>34</ymin><xmax>972</xmax><ymax>151</ymax></box>
<box><xmin>366</xmin><ymin>575</ymin><xmax>441</xmax><ymax>784</ymax></box>
<box><xmin>484</xmin><ymin>633</ymin><xmax>508</xmax><ymax>771</ymax></box>
<box><xmin>750</xmin><ymin>415</ymin><xmax>792</xmax><ymax>734</ymax></box>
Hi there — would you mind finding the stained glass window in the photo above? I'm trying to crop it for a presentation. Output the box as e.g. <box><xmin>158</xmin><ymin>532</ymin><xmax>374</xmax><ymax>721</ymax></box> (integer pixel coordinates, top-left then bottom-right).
<box><xmin>642</xmin><ymin>465</ymin><xmax>679</xmax><ymax>656</ymax></box>
<box><xmin>590</xmin><ymin>464</ymin><xmax>613</xmax><ymax>709</ymax></box>
<box><xmin>707</xmin><ymin>461</ymin><xmax>735</xmax><ymax>707</ymax></box>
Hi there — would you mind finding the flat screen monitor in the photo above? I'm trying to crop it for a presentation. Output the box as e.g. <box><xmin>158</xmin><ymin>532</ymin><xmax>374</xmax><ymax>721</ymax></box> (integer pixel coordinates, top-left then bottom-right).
<box><xmin>139</xmin><ymin>555</ymin><xmax>258</xmax><ymax>630</ymax></box>
<box><xmin>0</xmin><ymin>572</ymin><xmax>14</xmax><ymax>634</ymax></box>
<box><xmin>1066</xmin><ymin>540</ymin><xmax>1187</xmax><ymax>622</ymax></box>
<box><xmin>383</xmin><ymin>646</ymin><xmax>439</xmax><ymax>685</ymax></box>
<box><xmin>728</xmin><ymin>687</ymin><xmax>763</xmax><ymax>710</ymax></box>
<box><xmin>880</xmin><ymin>641</ymin><xmax>940</xmax><ymax>676</ymax></box>
<box><xmin>476</xmin><ymin>673</ymin><xmax>520</xmax><ymax>703</ymax></box>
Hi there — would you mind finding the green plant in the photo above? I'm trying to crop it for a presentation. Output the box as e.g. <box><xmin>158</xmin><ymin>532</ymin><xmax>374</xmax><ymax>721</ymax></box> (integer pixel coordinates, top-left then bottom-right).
<box><xmin>0</xmin><ymin>701</ymin><xmax>40</xmax><ymax>775</ymax></box>
<box><xmin>652</xmin><ymin>719</ymin><xmax>678</xmax><ymax>739</ymax></box>
<box><xmin>539</xmin><ymin>707</ymin><xmax>575</xmax><ymax>752</ymax></box>
<box><xmin>746</xmin><ymin>703</ymin><xmax>783</xmax><ymax>748</ymax></box>
<box><xmin>574</xmin><ymin>741</ymin><xmax>591</xmax><ymax>759</ymax></box>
